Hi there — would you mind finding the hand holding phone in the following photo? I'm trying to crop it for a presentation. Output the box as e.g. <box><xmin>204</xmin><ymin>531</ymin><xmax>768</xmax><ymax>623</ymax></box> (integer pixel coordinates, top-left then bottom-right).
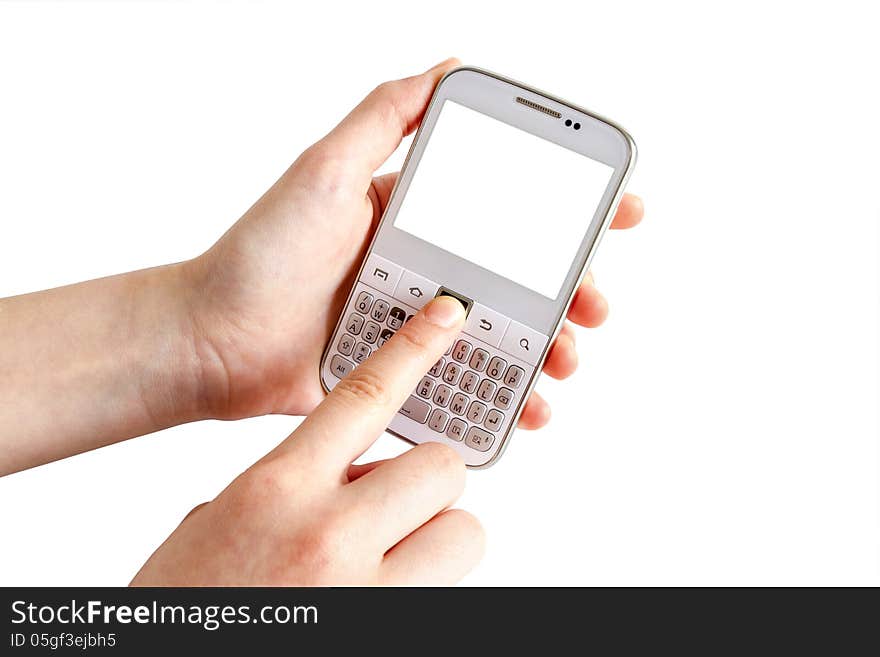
<box><xmin>174</xmin><ymin>59</ymin><xmax>640</xmax><ymax>445</ymax></box>
<box><xmin>0</xmin><ymin>59</ymin><xmax>641</xmax><ymax>583</ymax></box>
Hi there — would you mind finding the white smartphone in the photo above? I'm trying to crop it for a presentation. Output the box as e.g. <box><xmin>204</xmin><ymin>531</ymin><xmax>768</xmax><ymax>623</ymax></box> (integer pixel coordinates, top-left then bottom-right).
<box><xmin>320</xmin><ymin>67</ymin><xmax>636</xmax><ymax>468</ymax></box>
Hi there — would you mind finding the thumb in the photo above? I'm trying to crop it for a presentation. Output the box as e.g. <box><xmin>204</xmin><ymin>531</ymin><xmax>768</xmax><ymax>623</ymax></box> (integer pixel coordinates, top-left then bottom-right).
<box><xmin>272</xmin><ymin>295</ymin><xmax>466</xmax><ymax>476</ymax></box>
<box><xmin>312</xmin><ymin>58</ymin><xmax>460</xmax><ymax>185</ymax></box>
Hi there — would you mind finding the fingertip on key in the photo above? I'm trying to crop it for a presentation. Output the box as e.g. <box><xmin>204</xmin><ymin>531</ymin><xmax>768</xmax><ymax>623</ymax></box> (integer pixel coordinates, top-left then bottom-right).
<box><xmin>424</xmin><ymin>296</ymin><xmax>466</xmax><ymax>328</ymax></box>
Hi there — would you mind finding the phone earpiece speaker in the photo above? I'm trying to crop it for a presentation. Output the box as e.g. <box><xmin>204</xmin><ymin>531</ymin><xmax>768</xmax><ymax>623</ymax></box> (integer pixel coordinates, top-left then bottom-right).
<box><xmin>514</xmin><ymin>96</ymin><xmax>561</xmax><ymax>118</ymax></box>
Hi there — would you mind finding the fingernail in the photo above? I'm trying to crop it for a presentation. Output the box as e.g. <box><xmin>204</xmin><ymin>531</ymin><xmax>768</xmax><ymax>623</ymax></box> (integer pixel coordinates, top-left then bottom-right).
<box><xmin>424</xmin><ymin>296</ymin><xmax>465</xmax><ymax>328</ymax></box>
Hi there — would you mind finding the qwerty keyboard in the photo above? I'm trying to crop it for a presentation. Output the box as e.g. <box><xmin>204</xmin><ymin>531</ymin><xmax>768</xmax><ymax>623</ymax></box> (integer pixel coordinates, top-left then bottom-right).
<box><xmin>322</xmin><ymin>253</ymin><xmax>549</xmax><ymax>465</ymax></box>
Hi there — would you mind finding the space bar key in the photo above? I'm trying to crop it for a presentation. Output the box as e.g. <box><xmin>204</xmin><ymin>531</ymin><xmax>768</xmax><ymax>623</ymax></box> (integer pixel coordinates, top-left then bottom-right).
<box><xmin>398</xmin><ymin>395</ymin><xmax>430</xmax><ymax>424</ymax></box>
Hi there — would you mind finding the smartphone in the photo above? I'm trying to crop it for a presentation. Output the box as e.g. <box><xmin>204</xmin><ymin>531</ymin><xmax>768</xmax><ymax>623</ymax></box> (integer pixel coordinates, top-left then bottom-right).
<box><xmin>320</xmin><ymin>67</ymin><xmax>636</xmax><ymax>468</ymax></box>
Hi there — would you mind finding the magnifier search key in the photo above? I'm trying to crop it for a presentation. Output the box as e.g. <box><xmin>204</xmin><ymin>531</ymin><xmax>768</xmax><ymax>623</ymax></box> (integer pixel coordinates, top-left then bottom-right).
<box><xmin>500</xmin><ymin>321</ymin><xmax>548</xmax><ymax>366</ymax></box>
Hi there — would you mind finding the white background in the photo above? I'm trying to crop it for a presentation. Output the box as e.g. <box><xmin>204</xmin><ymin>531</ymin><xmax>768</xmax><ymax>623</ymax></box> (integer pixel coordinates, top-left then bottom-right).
<box><xmin>394</xmin><ymin>100</ymin><xmax>614</xmax><ymax>299</ymax></box>
<box><xmin>0</xmin><ymin>1</ymin><xmax>877</xmax><ymax>586</ymax></box>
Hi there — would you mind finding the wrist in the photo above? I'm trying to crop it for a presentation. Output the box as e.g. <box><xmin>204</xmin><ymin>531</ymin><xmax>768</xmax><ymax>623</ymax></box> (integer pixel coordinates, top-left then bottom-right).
<box><xmin>135</xmin><ymin>261</ymin><xmax>220</xmax><ymax>427</ymax></box>
<box><xmin>172</xmin><ymin>247</ymin><xmax>332</xmax><ymax>423</ymax></box>
<box><xmin>171</xmin><ymin>254</ymin><xmax>256</xmax><ymax>423</ymax></box>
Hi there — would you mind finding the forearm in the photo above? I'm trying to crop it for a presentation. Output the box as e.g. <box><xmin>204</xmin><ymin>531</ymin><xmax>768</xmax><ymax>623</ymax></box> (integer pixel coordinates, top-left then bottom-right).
<box><xmin>0</xmin><ymin>263</ymin><xmax>207</xmax><ymax>475</ymax></box>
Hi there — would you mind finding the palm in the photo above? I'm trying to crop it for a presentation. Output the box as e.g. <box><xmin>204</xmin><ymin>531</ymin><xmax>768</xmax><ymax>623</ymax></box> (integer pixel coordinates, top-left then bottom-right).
<box><xmin>188</xmin><ymin>158</ymin><xmax>391</xmax><ymax>419</ymax></box>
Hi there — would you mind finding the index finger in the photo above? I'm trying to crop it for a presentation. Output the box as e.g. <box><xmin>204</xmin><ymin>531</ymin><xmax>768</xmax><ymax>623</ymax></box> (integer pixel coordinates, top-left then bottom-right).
<box><xmin>273</xmin><ymin>296</ymin><xmax>466</xmax><ymax>477</ymax></box>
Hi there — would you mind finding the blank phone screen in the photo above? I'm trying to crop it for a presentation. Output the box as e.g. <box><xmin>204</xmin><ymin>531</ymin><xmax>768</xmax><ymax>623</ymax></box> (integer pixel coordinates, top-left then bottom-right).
<box><xmin>393</xmin><ymin>100</ymin><xmax>615</xmax><ymax>299</ymax></box>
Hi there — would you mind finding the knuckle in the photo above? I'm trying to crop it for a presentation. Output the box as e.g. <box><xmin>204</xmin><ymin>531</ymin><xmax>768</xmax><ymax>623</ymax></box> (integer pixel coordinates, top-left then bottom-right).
<box><xmin>372</xmin><ymin>80</ymin><xmax>395</xmax><ymax>97</ymax></box>
<box><xmin>297</xmin><ymin>143</ymin><xmax>338</xmax><ymax>174</ymax></box>
<box><xmin>370</xmin><ymin>80</ymin><xmax>409</xmax><ymax>134</ymax></box>
<box><xmin>231</xmin><ymin>462</ymin><xmax>291</xmax><ymax>509</ymax></box>
<box><xmin>181</xmin><ymin>502</ymin><xmax>209</xmax><ymax>523</ymax></box>
<box><xmin>294</xmin><ymin>144</ymin><xmax>355</xmax><ymax>198</ymax></box>
<box><xmin>292</xmin><ymin>513</ymin><xmax>348</xmax><ymax>574</ymax></box>
<box><xmin>334</xmin><ymin>367</ymin><xmax>391</xmax><ymax>407</ymax></box>
<box><xmin>372</xmin><ymin>79</ymin><xmax>404</xmax><ymax>103</ymax></box>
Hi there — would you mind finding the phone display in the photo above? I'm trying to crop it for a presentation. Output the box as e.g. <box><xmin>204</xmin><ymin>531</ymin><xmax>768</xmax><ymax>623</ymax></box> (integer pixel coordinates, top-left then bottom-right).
<box><xmin>394</xmin><ymin>100</ymin><xmax>614</xmax><ymax>300</ymax></box>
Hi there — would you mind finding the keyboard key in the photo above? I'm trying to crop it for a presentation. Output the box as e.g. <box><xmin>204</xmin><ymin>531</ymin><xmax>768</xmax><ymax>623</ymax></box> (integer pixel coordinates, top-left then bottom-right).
<box><xmin>465</xmin><ymin>426</ymin><xmax>495</xmax><ymax>452</ymax></box>
<box><xmin>353</xmin><ymin>342</ymin><xmax>371</xmax><ymax>364</ymax></box>
<box><xmin>370</xmin><ymin>299</ymin><xmax>390</xmax><ymax>322</ymax></box>
<box><xmin>469</xmin><ymin>348</ymin><xmax>489</xmax><ymax>372</ymax></box>
<box><xmin>460</xmin><ymin>371</ymin><xmax>479</xmax><ymax>394</ymax></box>
<box><xmin>450</xmin><ymin>392</ymin><xmax>468</xmax><ymax>416</ymax></box>
<box><xmin>337</xmin><ymin>334</ymin><xmax>355</xmax><ymax>356</ymax></box>
<box><xmin>467</xmin><ymin>400</ymin><xmax>487</xmax><ymax>424</ymax></box>
<box><xmin>504</xmin><ymin>365</ymin><xmax>525</xmax><ymax>389</ymax></box>
<box><xmin>446</xmin><ymin>418</ymin><xmax>467</xmax><ymax>441</ymax></box>
<box><xmin>387</xmin><ymin>307</ymin><xmax>406</xmax><ymax>330</ymax></box>
<box><xmin>487</xmin><ymin>356</ymin><xmax>507</xmax><ymax>380</ymax></box>
<box><xmin>330</xmin><ymin>355</ymin><xmax>354</xmax><ymax>379</ymax></box>
<box><xmin>398</xmin><ymin>395</ymin><xmax>430</xmax><ymax>423</ymax></box>
<box><xmin>433</xmin><ymin>384</ymin><xmax>452</xmax><ymax>408</ymax></box>
<box><xmin>346</xmin><ymin>313</ymin><xmax>364</xmax><ymax>335</ymax></box>
<box><xmin>429</xmin><ymin>357</ymin><xmax>445</xmax><ymax>377</ymax></box>
<box><xmin>394</xmin><ymin>270</ymin><xmax>439</xmax><ymax>309</ymax></box>
<box><xmin>452</xmin><ymin>340</ymin><xmax>472</xmax><ymax>363</ymax></box>
<box><xmin>442</xmin><ymin>362</ymin><xmax>463</xmax><ymax>385</ymax></box>
<box><xmin>428</xmin><ymin>409</ymin><xmax>449</xmax><ymax>432</ymax></box>
<box><xmin>464</xmin><ymin>303</ymin><xmax>510</xmax><ymax>348</ymax></box>
<box><xmin>494</xmin><ymin>387</ymin><xmax>514</xmax><ymax>411</ymax></box>
<box><xmin>378</xmin><ymin>329</ymin><xmax>394</xmax><ymax>347</ymax></box>
<box><xmin>416</xmin><ymin>376</ymin><xmax>435</xmax><ymax>399</ymax></box>
<box><xmin>355</xmin><ymin>291</ymin><xmax>373</xmax><ymax>314</ymax></box>
<box><xmin>363</xmin><ymin>253</ymin><xmax>403</xmax><ymax>296</ymax></box>
<box><xmin>362</xmin><ymin>321</ymin><xmax>381</xmax><ymax>344</ymax></box>
<box><xmin>477</xmin><ymin>379</ymin><xmax>497</xmax><ymax>402</ymax></box>
<box><xmin>484</xmin><ymin>409</ymin><xmax>504</xmax><ymax>432</ymax></box>
<box><xmin>446</xmin><ymin>417</ymin><xmax>467</xmax><ymax>441</ymax></box>
<box><xmin>499</xmin><ymin>320</ymin><xmax>548</xmax><ymax>367</ymax></box>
